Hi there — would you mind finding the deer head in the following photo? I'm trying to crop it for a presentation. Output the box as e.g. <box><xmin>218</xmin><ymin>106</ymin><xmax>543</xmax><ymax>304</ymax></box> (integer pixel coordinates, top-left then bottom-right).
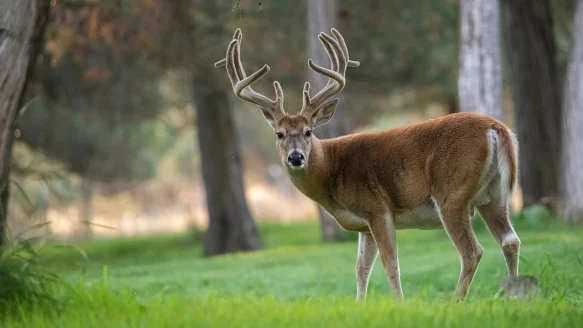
<box><xmin>215</xmin><ymin>28</ymin><xmax>359</xmax><ymax>170</ymax></box>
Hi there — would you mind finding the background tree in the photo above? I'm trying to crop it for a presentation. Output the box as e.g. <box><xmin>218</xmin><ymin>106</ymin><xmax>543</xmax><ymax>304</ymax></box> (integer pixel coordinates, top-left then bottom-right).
<box><xmin>187</xmin><ymin>1</ymin><xmax>263</xmax><ymax>255</ymax></box>
<box><xmin>560</xmin><ymin>0</ymin><xmax>583</xmax><ymax>222</ymax></box>
<box><xmin>501</xmin><ymin>0</ymin><xmax>562</xmax><ymax>209</ymax></box>
<box><xmin>458</xmin><ymin>0</ymin><xmax>503</xmax><ymax>120</ymax></box>
<box><xmin>194</xmin><ymin>83</ymin><xmax>262</xmax><ymax>255</ymax></box>
<box><xmin>307</xmin><ymin>0</ymin><xmax>346</xmax><ymax>242</ymax></box>
<box><xmin>0</xmin><ymin>0</ymin><xmax>51</xmax><ymax>246</ymax></box>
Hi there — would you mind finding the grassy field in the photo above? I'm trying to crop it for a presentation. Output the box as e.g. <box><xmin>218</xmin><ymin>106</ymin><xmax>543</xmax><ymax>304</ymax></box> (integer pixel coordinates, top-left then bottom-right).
<box><xmin>2</xmin><ymin>213</ymin><xmax>583</xmax><ymax>327</ymax></box>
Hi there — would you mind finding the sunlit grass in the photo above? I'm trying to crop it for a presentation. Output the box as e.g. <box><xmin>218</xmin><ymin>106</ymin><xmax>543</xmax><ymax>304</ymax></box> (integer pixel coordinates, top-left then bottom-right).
<box><xmin>3</xmin><ymin>288</ymin><xmax>582</xmax><ymax>328</ymax></box>
<box><xmin>2</xmin><ymin>218</ymin><xmax>583</xmax><ymax>327</ymax></box>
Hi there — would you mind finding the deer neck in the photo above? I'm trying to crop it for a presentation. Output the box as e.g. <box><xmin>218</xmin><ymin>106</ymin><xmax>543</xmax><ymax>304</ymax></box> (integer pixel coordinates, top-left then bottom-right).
<box><xmin>284</xmin><ymin>137</ymin><xmax>334</xmax><ymax>204</ymax></box>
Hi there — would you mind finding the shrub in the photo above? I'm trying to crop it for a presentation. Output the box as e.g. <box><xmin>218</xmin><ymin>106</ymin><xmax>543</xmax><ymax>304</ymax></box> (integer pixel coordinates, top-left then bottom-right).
<box><xmin>0</xmin><ymin>237</ymin><xmax>64</xmax><ymax>308</ymax></box>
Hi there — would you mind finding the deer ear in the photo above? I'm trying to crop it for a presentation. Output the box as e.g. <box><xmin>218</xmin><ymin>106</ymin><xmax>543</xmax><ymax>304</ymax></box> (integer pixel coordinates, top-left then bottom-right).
<box><xmin>312</xmin><ymin>99</ymin><xmax>338</xmax><ymax>128</ymax></box>
<box><xmin>259</xmin><ymin>106</ymin><xmax>277</xmax><ymax>128</ymax></box>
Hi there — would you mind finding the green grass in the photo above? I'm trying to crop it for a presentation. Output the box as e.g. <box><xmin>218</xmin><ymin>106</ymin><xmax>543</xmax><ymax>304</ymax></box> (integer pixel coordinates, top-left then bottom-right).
<box><xmin>2</xmin><ymin>218</ymin><xmax>583</xmax><ymax>327</ymax></box>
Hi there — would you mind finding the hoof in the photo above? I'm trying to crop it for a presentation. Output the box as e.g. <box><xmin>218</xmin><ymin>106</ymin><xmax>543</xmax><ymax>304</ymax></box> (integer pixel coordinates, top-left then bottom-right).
<box><xmin>495</xmin><ymin>275</ymin><xmax>539</xmax><ymax>300</ymax></box>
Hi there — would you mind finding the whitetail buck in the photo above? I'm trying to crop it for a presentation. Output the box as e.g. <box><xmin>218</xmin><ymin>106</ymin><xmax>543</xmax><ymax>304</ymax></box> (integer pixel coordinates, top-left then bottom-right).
<box><xmin>215</xmin><ymin>28</ymin><xmax>521</xmax><ymax>302</ymax></box>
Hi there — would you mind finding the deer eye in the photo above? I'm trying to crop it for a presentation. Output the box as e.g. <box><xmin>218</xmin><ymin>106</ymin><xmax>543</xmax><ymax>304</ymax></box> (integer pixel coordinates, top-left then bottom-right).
<box><xmin>305</xmin><ymin>130</ymin><xmax>312</xmax><ymax>137</ymax></box>
<box><xmin>276</xmin><ymin>132</ymin><xmax>284</xmax><ymax>139</ymax></box>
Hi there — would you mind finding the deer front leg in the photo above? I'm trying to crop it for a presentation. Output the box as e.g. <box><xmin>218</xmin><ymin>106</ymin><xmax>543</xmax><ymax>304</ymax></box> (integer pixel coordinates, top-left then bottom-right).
<box><xmin>356</xmin><ymin>231</ymin><xmax>378</xmax><ymax>301</ymax></box>
<box><xmin>368</xmin><ymin>215</ymin><xmax>403</xmax><ymax>299</ymax></box>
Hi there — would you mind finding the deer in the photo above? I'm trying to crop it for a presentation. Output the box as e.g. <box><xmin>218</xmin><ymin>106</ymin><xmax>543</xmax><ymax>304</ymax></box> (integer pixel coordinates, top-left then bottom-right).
<box><xmin>215</xmin><ymin>28</ymin><xmax>521</xmax><ymax>302</ymax></box>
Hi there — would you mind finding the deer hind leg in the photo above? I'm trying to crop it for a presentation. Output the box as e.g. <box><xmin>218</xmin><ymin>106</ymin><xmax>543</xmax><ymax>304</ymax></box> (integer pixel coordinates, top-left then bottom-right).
<box><xmin>356</xmin><ymin>232</ymin><xmax>378</xmax><ymax>301</ymax></box>
<box><xmin>478</xmin><ymin>201</ymin><xmax>520</xmax><ymax>276</ymax></box>
<box><xmin>435</xmin><ymin>200</ymin><xmax>484</xmax><ymax>301</ymax></box>
<box><xmin>368</xmin><ymin>215</ymin><xmax>403</xmax><ymax>299</ymax></box>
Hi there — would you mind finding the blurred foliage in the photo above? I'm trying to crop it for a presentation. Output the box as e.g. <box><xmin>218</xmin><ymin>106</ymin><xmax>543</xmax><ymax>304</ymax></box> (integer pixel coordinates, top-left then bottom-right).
<box><xmin>0</xmin><ymin>238</ymin><xmax>65</xmax><ymax>307</ymax></box>
<box><xmin>14</xmin><ymin>0</ymin><xmax>576</xmax><ymax>186</ymax></box>
<box><xmin>19</xmin><ymin>0</ymin><xmax>182</xmax><ymax>183</ymax></box>
<box><xmin>19</xmin><ymin>93</ymin><xmax>180</xmax><ymax>182</ymax></box>
<box><xmin>340</xmin><ymin>0</ymin><xmax>459</xmax><ymax>94</ymax></box>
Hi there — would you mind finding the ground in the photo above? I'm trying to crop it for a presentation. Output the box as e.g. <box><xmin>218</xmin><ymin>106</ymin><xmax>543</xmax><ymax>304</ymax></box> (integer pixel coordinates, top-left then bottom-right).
<box><xmin>2</xmin><ymin>214</ymin><xmax>583</xmax><ymax>327</ymax></box>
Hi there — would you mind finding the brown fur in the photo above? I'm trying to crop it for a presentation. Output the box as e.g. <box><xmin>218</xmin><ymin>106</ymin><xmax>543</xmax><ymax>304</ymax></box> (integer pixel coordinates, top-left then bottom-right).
<box><xmin>276</xmin><ymin>112</ymin><xmax>517</xmax><ymax>222</ymax></box>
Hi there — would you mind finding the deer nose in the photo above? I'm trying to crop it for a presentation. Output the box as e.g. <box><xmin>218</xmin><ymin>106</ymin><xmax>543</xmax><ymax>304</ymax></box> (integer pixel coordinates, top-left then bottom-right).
<box><xmin>287</xmin><ymin>152</ymin><xmax>305</xmax><ymax>166</ymax></box>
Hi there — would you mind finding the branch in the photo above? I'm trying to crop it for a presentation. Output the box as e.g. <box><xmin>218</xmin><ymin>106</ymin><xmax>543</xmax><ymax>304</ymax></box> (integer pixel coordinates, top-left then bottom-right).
<box><xmin>232</xmin><ymin>0</ymin><xmax>241</xmax><ymax>11</ymax></box>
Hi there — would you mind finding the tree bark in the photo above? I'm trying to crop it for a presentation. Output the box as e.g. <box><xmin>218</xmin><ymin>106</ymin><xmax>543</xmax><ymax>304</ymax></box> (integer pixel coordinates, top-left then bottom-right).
<box><xmin>560</xmin><ymin>0</ymin><xmax>583</xmax><ymax>222</ymax></box>
<box><xmin>0</xmin><ymin>0</ymin><xmax>51</xmax><ymax>246</ymax></box>
<box><xmin>307</xmin><ymin>0</ymin><xmax>346</xmax><ymax>242</ymax></box>
<box><xmin>458</xmin><ymin>0</ymin><xmax>503</xmax><ymax>120</ymax></box>
<box><xmin>501</xmin><ymin>0</ymin><xmax>561</xmax><ymax>209</ymax></box>
<box><xmin>193</xmin><ymin>81</ymin><xmax>262</xmax><ymax>256</ymax></box>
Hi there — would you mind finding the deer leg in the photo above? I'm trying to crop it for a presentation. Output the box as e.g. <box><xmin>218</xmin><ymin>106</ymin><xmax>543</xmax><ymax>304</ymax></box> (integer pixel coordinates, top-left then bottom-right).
<box><xmin>356</xmin><ymin>231</ymin><xmax>378</xmax><ymax>301</ymax></box>
<box><xmin>478</xmin><ymin>202</ymin><xmax>520</xmax><ymax>276</ymax></box>
<box><xmin>436</xmin><ymin>202</ymin><xmax>484</xmax><ymax>301</ymax></box>
<box><xmin>368</xmin><ymin>216</ymin><xmax>403</xmax><ymax>299</ymax></box>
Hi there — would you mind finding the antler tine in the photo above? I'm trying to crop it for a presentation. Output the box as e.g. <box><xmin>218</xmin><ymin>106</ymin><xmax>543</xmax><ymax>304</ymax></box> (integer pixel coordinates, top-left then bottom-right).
<box><xmin>317</xmin><ymin>32</ymin><xmax>347</xmax><ymax>92</ymax></box>
<box><xmin>301</xmin><ymin>29</ymin><xmax>358</xmax><ymax>117</ymax></box>
<box><xmin>307</xmin><ymin>58</ymin><xmax>345</xmax><ymax>91</ymax></box>
<box><xmin>318</xmin><ymin>34</ymin><xmax>339</xmax><ymax>73</ymax></box>
<box><xmin>214</xmin><ymin>29</ymin><xmax>242</xmax><ymax>68</ymax></box>
<box><xmin>233</xmin><ymin>64</ymin><xmax>271</xmax><ymax>98</ymax></box>
<box><xmin>319</xmin><ymin>32</ymin><xmax>347</xmax><ymax>74</ymax></box>
<box><xmin>214</xmin><ymin>58</ymin><xmax>226</xmax><ymax>67</ymax></box>
<box><xmin>302</xmin><ymin>82</ymin><xmax>311</xmax><ymax>108</ymax></box>
<box><xmin>330</xmin><ymin>28</ymin><xmax>360</xmax><ymax>68</ymax></box>
<box><xmin>233</xmin><ymin>30</ymin><xmax>246</xmax><ymax>80</ymax></box>
<box><xmin>224</xmin><ymin>39</ymin><xmax>242</xmax><ymax>89</ymax></box>
<box><xmin>215</xmin><ymin>29</ymin><xmax>286</xmax><ymax>120</ymax></box>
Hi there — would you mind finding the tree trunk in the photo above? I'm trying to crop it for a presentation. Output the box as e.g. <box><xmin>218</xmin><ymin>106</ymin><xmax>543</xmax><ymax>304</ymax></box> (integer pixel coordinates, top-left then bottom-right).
<box><xmin>0</xmin><ymin>0</ymin><xmax>51</xmax><ymax>246</ymax></box>
<box><xmin>501</xmin><ymin>0</ymin><xmax>561</xmax><ymax>209</ymax></box>
<box><xmin>193</xmin><ymin>81</ymin><xmax>262</xmax><ymax>256</ymax></box>
<box><xmin>560</xmin><ymin>0</ymin><xmax>583</xmax><ymax>222</ymax></box>
<box><xmin>458</xmin><ymin>0</ymin><xmax>503</xmax><ymax>120</ymax></box>
<box><xmin>447</xmin><ymin>95</ymin><xmax>460</xmax><ymax>115</ymax></box>
<box><xmin>307</xmin><ymin>0</ymin><xmax>346</xmax><ymax>242</ymax></box>
<box><xmin>0</xmin><ymin>130</ymin><xmax>13</xmax><ymax>246</ymax></box>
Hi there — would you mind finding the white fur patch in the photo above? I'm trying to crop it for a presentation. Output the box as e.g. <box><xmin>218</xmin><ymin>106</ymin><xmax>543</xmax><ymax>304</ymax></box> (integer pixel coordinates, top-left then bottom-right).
<box><xmin>497</xmin><ymin>128</ymin><xmax>518</xmax><ymax>202</ymax></box>
<box><xmin>471</xmin><ymin>130</ymin><xmax>498</xmax><ymax>206</ymax></box>
<box><xmin>469</xmin><ymin>128</ymin><xmax>516</xmax><ymax>208</ymax></box>
<box><xmin>501</xmin><ymin>232</ymin><xmax>520</xmax><ymax>249</ymax></box>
